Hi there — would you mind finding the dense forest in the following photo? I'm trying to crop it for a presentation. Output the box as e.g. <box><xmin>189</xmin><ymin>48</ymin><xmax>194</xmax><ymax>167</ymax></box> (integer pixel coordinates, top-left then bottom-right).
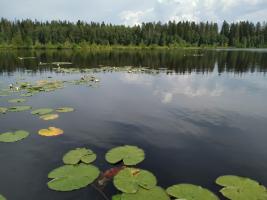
<box><xmin>0</xmin><ymin>18</ymin><xmax>266</xmax><ymax>48</ymax></box>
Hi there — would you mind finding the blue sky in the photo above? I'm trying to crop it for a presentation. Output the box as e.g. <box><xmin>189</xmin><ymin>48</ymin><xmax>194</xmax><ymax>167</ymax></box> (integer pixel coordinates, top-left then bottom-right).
<box><xmin>0</xmin><ymin>0</ymin><xmax>266</xmax><ymax>25</ymax></box>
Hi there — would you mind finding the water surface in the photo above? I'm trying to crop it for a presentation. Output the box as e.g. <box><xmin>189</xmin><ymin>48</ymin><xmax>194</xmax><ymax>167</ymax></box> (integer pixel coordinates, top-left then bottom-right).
<box><xmin>0</xmin><ymin>49</ymin><xmax>267</xmax><ymax>200</ymax></box>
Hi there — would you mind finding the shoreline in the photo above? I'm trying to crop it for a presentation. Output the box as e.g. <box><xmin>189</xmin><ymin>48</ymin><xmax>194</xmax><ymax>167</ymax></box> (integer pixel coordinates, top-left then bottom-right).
<box><xmin>0</xmin><ymin>45</ymin><xmax>266</xmax><ymax>51</ymax></box>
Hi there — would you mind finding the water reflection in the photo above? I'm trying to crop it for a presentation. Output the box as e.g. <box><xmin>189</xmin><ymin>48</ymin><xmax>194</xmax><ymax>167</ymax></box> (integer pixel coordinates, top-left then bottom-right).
<box><xmin>0</xmin><ymin>49</ymin><xmax>267</xmax><ymax>74</ymax></box>
<box><xmin>0</xmin><ymin>50</ymin><xmax>267</xmax><ymax>200</ymax></box>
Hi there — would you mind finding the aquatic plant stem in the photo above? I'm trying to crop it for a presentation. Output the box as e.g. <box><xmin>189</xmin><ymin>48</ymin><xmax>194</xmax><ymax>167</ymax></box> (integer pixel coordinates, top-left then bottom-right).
<box><xmin>91</xmin><ymin>183</ymin><xmax>110</xmax><ymax>200</ymax></box>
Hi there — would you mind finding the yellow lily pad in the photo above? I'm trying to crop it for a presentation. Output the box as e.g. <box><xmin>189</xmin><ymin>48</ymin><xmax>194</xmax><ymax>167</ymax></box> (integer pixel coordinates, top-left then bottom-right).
<box><xmin>40</xmin><ymin>114</ymin><xmax>59</xmax><ymax>121</ymax></box>
<box><xmin>38</xmin><ymin>127</ymin><xmax>63</xmax><ymax>137</ymax></box>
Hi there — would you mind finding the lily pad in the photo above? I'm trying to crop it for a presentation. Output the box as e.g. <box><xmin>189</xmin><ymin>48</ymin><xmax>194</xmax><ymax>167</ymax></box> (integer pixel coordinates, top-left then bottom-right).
<box><xmin>0</xmin><ymin>92</ymin><xmax>10</xmax><ymax>97</ymax></box>
<box><xmin>8</xmin><ymin>106</ymin><xmax>31</xmax><ymax>112</ymax></box>
<box><xmin>40</xmin><ymin>114</ymin><xmax>59</xmax><ymax>120</ymax></box>
<box><xmin>20</xmin><ymin>93</ymin><xmax>33</xmax><ymax>97</ymax></box>
<box><xmin>56</xmin><ymin>107</ymin><xmax>74</xmax><ymax>113</ymax></box>
<box><xmin>166</xmin><ymin>184</ymin><xmax>219</xmax><ymax>200</ymax></box>
<box><xmin>0</xmin><ymin>194</ymin><xmax>6</xmax><ymax>200</ymax></box>
<box><xmin>47</xmin><ymin>163</ymin><xmax>100</xmax><ymax>191</ymax></box>
<box><xmin>0</xmin><ymin>130</ymin><xmax>29</xmax><ymax>143</ymax></box>
<box><xmin>112</xmin><ymin>194</ymin><xmax>122</xmax><ymax>200</ymax></box>
<box><xmin>114</xmin><ymin>168</ymin><xmax>157</xmax><ymax>193</ymax></box>
<box><xmin>121</xmin><ymin>187</ymin><xmax>170</xmax><ymax>200</ymax></box>
<box><xmin>105</xmin><ymin>145</ymin><xmax>145</xmax><ymax>165</ymax></box>
<box><xmin>216</xmin><ymin>175</ymin><xmax>267</xmax><ymax>200</ymax></box>
<box><xmin>0</xmin><ymin>107</ymin><xmax>8</xmax><ymax>114</ymax></box>
<box><xmin>38</xmin><ymin>127</ymin><xmax>63</xmax><ymax>137</ymax></box>
<box><xmin>8</xmin><ymin>98</ymin><xmax>26</xmax><ymax>103</ymax></box>
<box><xmin>31</xmin><ymin>108</ymin><xmax>53</xmax><ymax>115</ymax></box>
<box><xmin>63</xmin><ymin>148</ymin><xmax>97</xmax><ymax>165</ymax></box>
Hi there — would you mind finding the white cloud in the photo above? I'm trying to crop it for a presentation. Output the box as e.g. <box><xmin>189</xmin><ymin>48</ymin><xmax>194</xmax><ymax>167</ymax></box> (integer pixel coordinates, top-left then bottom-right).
<box><xmin>119</xmin><ymin>8</ymin><xmax>154</xmax><ymax>26</ymax></box>
<box><xmin>0</xmin><ymin>0</ymin><xmax>266</xmax><ymax>24</ymax></box>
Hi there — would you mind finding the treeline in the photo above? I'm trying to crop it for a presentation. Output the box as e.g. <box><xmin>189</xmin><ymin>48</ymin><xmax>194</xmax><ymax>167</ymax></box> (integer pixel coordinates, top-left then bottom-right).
<box><xmin>0</xmin><ymin>18</ymin><xmax>266</xmax><ymax>48</ymax></box>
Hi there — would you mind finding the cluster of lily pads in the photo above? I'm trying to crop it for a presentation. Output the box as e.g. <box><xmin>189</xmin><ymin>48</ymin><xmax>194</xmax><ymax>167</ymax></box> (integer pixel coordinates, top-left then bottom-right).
<box><xmin>44</xmin><ymin>145</ymin><xmax>267</xmax><ymax>200</ymax></box>
<box><xmin>0</xmin><ymin>73</ymin><xmax>100</xmax><ymax>101</ymax></box>
<box><xmin>52</xmin><ymin>66</ymin><xmax>170</xmax><ymax>75</ymax></box>
<box><xmin>0</xmin><ymin>106</ymin><xmax>74</xmax><ymax>141</ymax></box>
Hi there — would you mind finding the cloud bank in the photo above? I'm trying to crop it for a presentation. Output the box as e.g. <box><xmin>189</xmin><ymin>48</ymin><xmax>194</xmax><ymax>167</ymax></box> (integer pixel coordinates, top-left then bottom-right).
<box><xmin>0</xmin><ymin>0</ymin><xmax>266</xmax><ymax>25</ymax></box>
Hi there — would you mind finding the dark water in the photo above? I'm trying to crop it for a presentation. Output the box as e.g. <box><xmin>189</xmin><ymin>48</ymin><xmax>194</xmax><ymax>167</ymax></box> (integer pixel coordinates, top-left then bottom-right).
<box><xmin>0</xmin><ymin>49</ymin><xmax>267</xmax><ymax>200</ymax></box>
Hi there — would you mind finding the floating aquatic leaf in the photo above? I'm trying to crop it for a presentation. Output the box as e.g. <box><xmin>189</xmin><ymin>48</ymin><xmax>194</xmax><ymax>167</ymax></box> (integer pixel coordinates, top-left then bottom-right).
<box><xmin>8</xmin><ymin>98</ymin><xmax>26</xmax><ymax>103</ymax></box>
<box><xmin>105</xmin><ymin>145</ymin><xmax>145</xmax><ymax>165</ymax></box>
<box><xmin>166</xmin><ymin>184</ymin><xmax>219</xmax><ymax>200</ymax></box>
<box><xmin>0</xmin><ymin>107</ymin><xmax>8</xmax><ymax>114</ymax></box>
<box><xmin>112</xmin><ymin>194</ymin><xmax>122</xmax><ymax>200</ymax></box>
<box><xmin>31</xmin><ymin>108</ymin><xmax>53</xmax><ymax>115</ymax></box>
<box><xmin>38</xmin><ymin>127</ymin><xmax>63</xmax><ymax>137</ymax></box>
<box><xmin>216</xmin><ymin>175</ymin><xmax>267</xmax><ymax>200</ymax></box>
<box><xmin>0</xmin><ymin>194</ymin><xmax>6</xmax><ymax>200</ymax></box>
<box><xmin>8</xmin><ymin>106</ymin><xmax>31</xmax><ymax>112</ymax></box>
<box><xmin>0</xmin><ymin>130</ymin><xmax>29</xmax><ymax>143</ymax></box>
<box><xmin>20</xmin><ymin>93</ymin><xmax>33</xmax><ymax>97</ymax></box>
<box><xmin>0</xmin><ymin>91</ymin><xmax>10</xmax><ymax>97</ymax></box>
<box><xmin>114</xmin><ymin>168</ymin><xmax>157</xmax><ymax>193</ymax></box>
<box><xmin>56</xmin><ymin>107</ymin><xmax>74</xmax><ymax>113</ymax></box>
<box><xmin>47</xmin><ymin>163</ymin><xmax>100</xmax><ymax>191</ymax></box>
<box><xmin>63</xmin><ymin>148</ymin><xmax>97</xmax><ymax>165</ymax></box>
<box><xmin>52</xmin><ymin>62</ymin><xmax>72</xmax><ymax>65</ymax></box>
<box><xmin>39</xmin><ymin>114</ymin><xmax>59</xmax><ymax>121</ymax></box>
<box><xmin>121</xmin><ymin>186</ymin><xmax>170</xmax><ymax>200</ymax></box>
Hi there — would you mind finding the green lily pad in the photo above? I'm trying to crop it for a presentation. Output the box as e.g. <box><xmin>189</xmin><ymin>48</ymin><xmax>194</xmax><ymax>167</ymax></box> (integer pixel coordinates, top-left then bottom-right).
<box><xmin>20</xmin><ymin>93</ymin><xmax>33</xmax><ymax>97</ymax></box>
<box><xmin>105</xmin><ymin>145</ymin><xmax>145</xmax><ymax>165</ymax></box>
<box><xmin>112</xmin><ymin>194</ymin><xmax>122</xmax><ymax>200</ymax></box>
<box><xmin>166</xmin><ymin>184</ymin><xmax>219</xmax><ymax>200</ymax></box>
<box><xmin>31</xmin><ymin>108</ymin><xmax>53</xmax><ymax>115</ymax></box>
<box><xmin>0</xmin><ymin>92</ymin><xmax>10</xmax><ymax>97</ymax></box>
<box><xmin>0</xmin><ymin>194</ymin><xmax>6</xmax><ymax>200</ymax></box>
<box><xmin>63</xmin><ymin>148</ymin><xmax>97</xmax><ymax>165</ymax></box>
<box><xmin>0</xmin><ymin>107</ymin><xmax>8</xmax><ymax>114</ymax></box>
<box><xmin>216</xmin><ymin>175</ymin><xmax>267</xmax><ymax>200</ymax></box>
<box><xmin>47</xmin><ymin>163</ymin><xmax>100</xmax><ymax>191</ymax></box>
<box><xmin>114</xmin><ymin>168</ymin><xmax>157</xmax><ymax>193</ymax></box>
<box><xmin>40</xmin><ymin>113</ymin><xmax>59</xmax><ymax>120</ymax></box>
<box><xmin>56</xmin><ymin>107</ymin><xmax>74</xmax><ymax>113</ymax></box>
<box><xmin>0</xmin><ymin>130</ymin><xmax>30</xmax><ymax>143</ymax></box>
<box><xmin>8</xmin><ymin>106</ymin><xmax>31</xmax><ymax>112</ymax></box>
<box><xmin>8</xmin><ymin>98</ymin><xmax>26</xmax><ymax>103</ymax></box>
<box><xmin>121</xmin><ymin>186</ymin><xmax>170</xmax><ymax>200</ymax></box>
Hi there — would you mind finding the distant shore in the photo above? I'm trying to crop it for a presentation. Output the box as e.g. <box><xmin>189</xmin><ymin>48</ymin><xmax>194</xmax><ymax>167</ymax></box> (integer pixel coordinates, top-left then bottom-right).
<box><xmin>0</xmin><ymin>44</ymin><xmax>266</xmax><ymax>50</ymax></box>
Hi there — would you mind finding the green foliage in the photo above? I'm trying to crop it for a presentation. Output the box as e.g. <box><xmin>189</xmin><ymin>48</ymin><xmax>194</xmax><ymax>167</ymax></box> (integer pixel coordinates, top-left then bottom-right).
<box><xmin>0</xmin><ymin>18</ymin><xmax>266</xmax><ymax>48</ymax></box>
<box><xmin>63</xmin><ymin>148</ymin><xmax>97</xmax><ymax>165</ymax></box>
<box><xmin>166</xmin><ymin>184</ymin><xmax>219</xmax><ymax>200</ymax></box>
<box><xmin>112</xmin><ymin>194</ymin><xmax>122</xmax><ymax>200</ymax></box>
<box><xmin>0</xmin><ymin>107</ymin><xmax>8</xmax><ymax>114</ymax></box>
<box><xmin>105</xmin><ymin>145</ymin><xmax>145</xmax><ymax>165</ymax></box>
<box><xmin>31</xmin><ymin>108</ymin><xmax>53</xmax><ymax>115</ymax></box>
<box><xmin>20</xmin><ymin>93</ymin><xmax>33</xmax><ymax>97</ymax></box>
<box><xmin>56</xmin><ymin>107</ymin><xmax>74</xmax><ymax>113</ymax></box>
<box><xmin>121</xmin><ymin>187</ymin><xmax>170</xmax><ymax>200</ymax></box>
<box><xmin>114</xmin><ymin>168</ymin><xmax>157</xmax><ymax>193</ymax></box>
<box><xmin>216</xmin><ymin>175</ymin><xmax>267</xmax><ymax>200</ymax></box>
<box><xmin>0</xmin><ymin>194</ymin><xmax>6</xmax><ymax>200</ymax></box>
<box><xmin>47</xmin><ymin>163</ymin><xmax>100</xmax><ymax>191</ymax></box>
<box><xmin>8</xmin><ymin>98</ymin><xmax>26</xmax><ymax>103</ymax></box>
<box><xmin>39</xmin><ymin>114</ymin><xmax>59</xmax><ymax>120</ymax></box>
<box><xmin>8</xmin><ymin>106</ymin><xmax>31</xmax><ymax>112</ymax></box>
<box><xmin>0</xmin><ymin>130</ymin><xmax>29</xmax><ymax>143</ymax></box>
